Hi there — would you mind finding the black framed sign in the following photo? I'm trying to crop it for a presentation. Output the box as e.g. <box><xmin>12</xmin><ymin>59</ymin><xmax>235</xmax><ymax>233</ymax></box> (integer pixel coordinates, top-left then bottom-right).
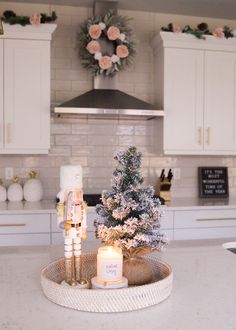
<box><xmin>198</xmin><ymin>167</ymin><xmax>229</xmax><ymax>198</ymax></box>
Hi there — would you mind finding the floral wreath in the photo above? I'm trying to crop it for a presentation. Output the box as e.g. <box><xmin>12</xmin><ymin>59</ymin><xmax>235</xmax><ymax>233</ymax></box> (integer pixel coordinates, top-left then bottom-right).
<box><xmin>78</xmin><ymin>11</ymin><xmax>135</xmax><ymax>76</ymax></box>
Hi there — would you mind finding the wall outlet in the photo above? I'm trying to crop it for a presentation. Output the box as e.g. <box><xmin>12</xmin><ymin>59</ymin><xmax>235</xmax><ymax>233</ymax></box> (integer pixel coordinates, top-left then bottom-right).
<box><xmin>5</xmin><ymin>167</ymin><xmax>14</xmax><ymax>180</ymax></box>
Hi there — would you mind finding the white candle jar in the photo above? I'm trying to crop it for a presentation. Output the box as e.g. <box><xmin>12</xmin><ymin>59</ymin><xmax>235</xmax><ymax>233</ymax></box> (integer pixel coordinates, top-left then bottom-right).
<box><xmin>97</xmin><ymin>246</ymin><xmax>123</xmax><ymax>284</ymax></box>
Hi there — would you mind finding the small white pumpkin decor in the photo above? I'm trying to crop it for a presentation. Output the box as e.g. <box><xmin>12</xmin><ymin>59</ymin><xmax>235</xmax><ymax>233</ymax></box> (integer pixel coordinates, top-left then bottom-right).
<box><xmin>7</xmin><ymin>176</ymin><xmax>23</xmax><ymax>202</ymax></box>
<box><xmin>23</xmin><ymin>170</ymin><xmax>43</xmax><ymax>202</ymax></box>
<box><xmin>0</xmin><ymin>178</ymin><xmax>7</xmax><ymax>202</ymax></box>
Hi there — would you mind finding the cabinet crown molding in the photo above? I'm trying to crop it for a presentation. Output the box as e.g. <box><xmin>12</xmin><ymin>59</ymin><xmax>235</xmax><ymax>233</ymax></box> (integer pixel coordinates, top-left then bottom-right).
<box><xmin>0</xmin><ymin>23</ymin><xmax>57</xmax><ymax>41</ymax></box>
<box><xmin>152</xmin><ymin>31</ymin><xmax>236</xmax><ymax>52</ymax></box>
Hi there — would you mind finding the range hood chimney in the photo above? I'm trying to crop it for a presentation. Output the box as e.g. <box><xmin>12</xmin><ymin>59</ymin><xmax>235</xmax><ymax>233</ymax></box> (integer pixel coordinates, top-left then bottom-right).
<box><xmin>54</xmin><ymin>1</ymin><xmax>164</xmax><ymax>119</ymax></box>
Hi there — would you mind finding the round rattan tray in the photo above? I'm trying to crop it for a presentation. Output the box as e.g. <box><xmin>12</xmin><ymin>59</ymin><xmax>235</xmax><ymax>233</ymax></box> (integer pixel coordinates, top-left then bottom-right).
<box><xmin>41</xmin><ymin>253</ymin><xmax>173</xmax><ymax>313</ymax></box>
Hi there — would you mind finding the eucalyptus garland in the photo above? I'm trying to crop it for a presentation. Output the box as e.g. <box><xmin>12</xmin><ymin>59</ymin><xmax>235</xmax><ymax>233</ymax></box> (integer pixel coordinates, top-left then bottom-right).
<box><xmin>161</xmin><ymin>22</ymin><xmax>234</xmax><ymax>39</ymax></box>
<box><xmin>1</xmin><ymin>10</ymin><xmax>57</xmax><ymax>26</ymax></box>
<box><xmin>78</xmin><ymin>10</ymin><xmax>135</xmax><ymax>76</ymax></box>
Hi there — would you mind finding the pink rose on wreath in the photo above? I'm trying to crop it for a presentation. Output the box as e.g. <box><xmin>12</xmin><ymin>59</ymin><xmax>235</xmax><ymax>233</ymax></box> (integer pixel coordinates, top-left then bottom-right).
<box><xmin>89</xmin><ymin>24</ymin><xmax>102</xmax><ymax>39</ymax></box>
<box><xmin>107</xmin><ymin>26</ymin><xmax>120</xmax><ymax>40</ymax></box>
<box><xmin>99</xmin><ymin>56</ymin><xmax>112</xmax><ymax>70</ymax></box>
<box><xmin>86</xmin><ymin>40</ymin><xmax>101</xmax><ymax>54</ymax></box>
<box><xmin>30</xmin><ymin>13</ymin><xmax>41</xmax><ymax>26</ymax></box>
<box><xmin>213</xmin><ymin>27</ymin><xmax>225</xmax><ymax>38</ymax></box>
<box><xmin>116</xmin><ymin>45</ymin><xmax>129</xmax><ymax>58</ymax></box>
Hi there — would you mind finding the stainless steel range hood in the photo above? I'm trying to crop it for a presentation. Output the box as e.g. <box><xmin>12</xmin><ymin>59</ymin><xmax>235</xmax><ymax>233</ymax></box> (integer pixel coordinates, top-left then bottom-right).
<box><xmin>54</xmin><ymin>1</ymin><xmax>164</xmax><ymax>119</ymax></box>
<box><xmin>54</xmin><ymin>89</ymin><xmax>164</xmax><ymax>117</ymax></box>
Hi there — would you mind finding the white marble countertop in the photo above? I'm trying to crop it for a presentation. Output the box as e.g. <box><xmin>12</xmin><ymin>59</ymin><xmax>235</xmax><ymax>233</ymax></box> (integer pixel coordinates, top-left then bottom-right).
<box><xmin>0</xmin><ymin>200</ymin><xmax>56</xmax><ymax>214</ymax></box>
<box><xmin>1</xmin><ymin>239</ymin><xmax>236</xmax><ymax>330</ymax></box>
<box><xmin>164</xmin><ymin>197</ymin><xmax>236</xmax><ymax>210</ymax></box>
<box><xmin>1</xmin><ymin>197</ymin><xmax>236</xmax><ymax>214</ymax></box>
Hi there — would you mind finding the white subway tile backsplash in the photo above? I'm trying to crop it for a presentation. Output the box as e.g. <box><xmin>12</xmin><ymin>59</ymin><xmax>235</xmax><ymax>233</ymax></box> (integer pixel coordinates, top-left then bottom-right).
<box><xmin>84</xmin><ymin>167</ymin><xmax>113</xmax><ymax>178</ymax></box>
<box><xmin>51</xmin><ymin>123</ymin><xmax>71</xmax><ymax>134</ymax></box>
<box><xmin>87</xmin><ymin>157</ymin><xmax>114</xmax><ymax>168</ymax></box>
<box><xmin>55</xmin><ymin>69</ymin><xmax>87</xmax><ymax>81</ymax></box>
<box><xmin>55</xmin><ymin>135</ymin><xmax>87</xmax><ymax>146</ymax></box>
<box><xmin>72</xmin><ymin>146</ymin><xmax>104</xmax><ymax>156</ymax></box>
<box><xmin>116</xmin><ymin>125</ymin><xmax>134</xmax><ymax>135</ymax></box>
<box><xmin>54</xmin><ymin>47</ymin><xmax>75</xmax><ymax>59</ymax></box>
<box><xmin>71</xmin><ymin>81</ymin><xmax>92</xmax><ymax>92</ymax></box>
<box><xmin>87</xmin><ymin>178</ymin><xmax>111</xmax><ymax>189</ymax></box>
<box><xmin>51</xmin><ymin>58</ymin><xmax>71</xmax><ymax>69</ymax></box>
<box><xmin>55</xmin><ymin>91</ymin><xmax>80</xmax><ymax>103</ymax></box>
<box><xmin>72</xmin><ymin>124</ymin><xmax>91</xmax><ymax>135</ymax></box>
<box><xmin>88</xmin><ymin>136</ymin><xmax>119</xmax><ymax>146</ymax></box>
<box><xmin>56</xmin><ymin>14</ymin><xmax>72</xmax><ymax>26</ymax></box>
<box><xmin>51</xmin><ymin>80</ymin><xmax>71</xmax><ymax>91</ymax></box>
<box><xmin>70</xmin><ymin>157</ymin><xmax>88</xmax><ymax>167</ymax></box>
<box><xmin>221</xmin><ymin>158</ymin><xmax>234</xmax><ymax>167</ymax></box>
<box><xmin>49</xmin><ymin>146</ymin><xmax>71</xmax><ymax>157</ymax></box>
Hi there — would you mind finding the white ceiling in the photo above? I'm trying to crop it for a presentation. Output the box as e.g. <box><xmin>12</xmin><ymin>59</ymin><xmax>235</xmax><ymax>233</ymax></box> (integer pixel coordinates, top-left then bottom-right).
<box><xmin>3</xmin><ymin>0</ymin><xmax>236</xmax><ymax>20</ymax></box>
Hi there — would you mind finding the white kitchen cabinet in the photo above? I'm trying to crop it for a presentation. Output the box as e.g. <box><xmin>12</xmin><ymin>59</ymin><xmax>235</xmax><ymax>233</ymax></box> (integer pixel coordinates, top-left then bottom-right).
<box><xmin>0</xmin><ymin>23</ymin><xmax>56</xmax><ymax>154</ymax></box>
<box><xmin>173</xmin><ymin>208</ymin><xmax>236</xmax><ymax>240</ymax></box>
<box><xmin>152</xmin><ymin>32</ymin><xmax>236</xmax><ymax>155</ymax></box>
<box><xmin>0</xmin><ymin>213</ymin><xmax>51</xmax><ymax>246</ymax></box>
<box><xmin>161</xmin><ymin>210</ymin><xmax>174</xmax><ymax>240</ymax></box>
<box><xmin>204</xmin><ymin>51</ymin><xmax>236</xmax><ymax>151</ymax></box>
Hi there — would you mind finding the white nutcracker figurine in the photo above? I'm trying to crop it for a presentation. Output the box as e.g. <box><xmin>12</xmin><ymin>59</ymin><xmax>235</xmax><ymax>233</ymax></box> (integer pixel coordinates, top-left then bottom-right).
<box><xmin>56</xmin><ymin>165</ymin><xmax>88</xmax><ymax>287</ymax></box>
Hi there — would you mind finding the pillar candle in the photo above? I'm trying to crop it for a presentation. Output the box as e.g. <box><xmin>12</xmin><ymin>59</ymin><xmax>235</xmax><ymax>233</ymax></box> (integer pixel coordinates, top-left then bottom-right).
<box><xmin>97</xmin><ymin>246</ymin><xmax>123</xmax><ymax>284</ymax></box>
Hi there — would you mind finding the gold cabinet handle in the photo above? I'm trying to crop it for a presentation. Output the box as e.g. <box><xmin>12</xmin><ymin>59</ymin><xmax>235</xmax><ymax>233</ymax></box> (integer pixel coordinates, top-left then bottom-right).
<box><xmin>197</xmin><ymin>127</ymin><xmax>202</xmax><ymax>145</ymax></box>
<box><xmin>0</xmin><ymin>223</ymin><xmax>26</xmax><ymax>227</ymax></box>
<box><xmin>6</xmin><ymin>123</ymin><xmax>11</xmax><ymax>144</ymax></box>
<box><xmin>196</xmin><ymin>217</ymin><xmax>236</xmax><ymax>221</ymax></box>
<box><xmin>206</xmin><ymin>127</ymin><xmax>211</xmax><ymax>145</ymax></box>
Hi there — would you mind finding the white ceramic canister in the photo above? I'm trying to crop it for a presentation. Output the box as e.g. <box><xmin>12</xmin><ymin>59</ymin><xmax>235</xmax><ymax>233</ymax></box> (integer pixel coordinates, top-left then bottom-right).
<box><xmin>0</xmin><ymin>178</ymin><xmax>7</xmax><ymax>202</ymax></box>
<box><xmin>7</xmin><ymin>176</ymin><xmax>23</xmax><ymax>202</ymax></box>
<box><xmin>23</xmin><ymin>170</ymin><xmax>43</xmax><ymax>202</ymax></box>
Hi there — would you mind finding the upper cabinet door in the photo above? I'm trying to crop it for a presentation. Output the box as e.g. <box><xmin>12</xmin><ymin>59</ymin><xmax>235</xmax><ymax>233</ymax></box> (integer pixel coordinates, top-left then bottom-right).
<box><xmin>4</xmin><ymin>39</ymin><xmax>50</xmax><ymax>152</ymax></box>
<box><xmin>0</xmin><ymin>40</ymin><xmax>3</xmax><ymax>149</ymax></box>
<box><xmin>164</xmin><ymin>48</ymin><xmax>204</xmax><ymax>152</ymax></box>
<box><xmin>204</xmin><ymin>51</ymin><xmax>236</xmax><ymax>151</ymax></box>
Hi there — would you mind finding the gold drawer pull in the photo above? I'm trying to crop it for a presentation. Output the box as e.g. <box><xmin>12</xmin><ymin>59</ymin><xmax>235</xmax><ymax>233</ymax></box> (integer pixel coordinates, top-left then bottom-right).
<box><xmin>196</xmin><ymin>217</ymin><xmax>236</xmax><ymax>221</ymax></box>
<box><xmin>0</xmin><ymin>223</ymin><xmax>26</xmax><ymax>227</ymax></box>
<box><xmin>197</xmin><ymin>127</ymin><xmax>202</xmax><ymax>145</ymax></box>
<box><xmin>206</xmin><ymin>127</ymin><xmax>211</xmax><ymax>145</ymax></box>
<box><xmin>6</xmin><ymin>123</ymin><xmax>11</xmax><ymax>144</ymax></box>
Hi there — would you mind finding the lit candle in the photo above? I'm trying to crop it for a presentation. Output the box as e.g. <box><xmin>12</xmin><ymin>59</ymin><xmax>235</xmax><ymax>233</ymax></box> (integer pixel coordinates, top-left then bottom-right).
<box><xmin>97</xmin><ymin>246</ymin><xmax>123</xmax><ymax>284</ymax></box>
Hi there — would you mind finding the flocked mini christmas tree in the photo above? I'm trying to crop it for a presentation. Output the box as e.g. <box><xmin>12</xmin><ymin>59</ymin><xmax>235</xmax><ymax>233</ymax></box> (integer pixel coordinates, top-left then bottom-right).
<box><xmin>94</xmin><ymin>146</ymin><xmax>168</xmax><ymax>259</ymax></box>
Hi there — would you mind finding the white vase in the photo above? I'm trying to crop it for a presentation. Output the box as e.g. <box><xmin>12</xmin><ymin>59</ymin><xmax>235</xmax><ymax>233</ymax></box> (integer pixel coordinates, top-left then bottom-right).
<box><xmin>0</xmin><ymin>181</ymin><xmax>7</xmax><ymax>202</ymax></box>
<box><xmin>7</xmin><ymin>180</ymin><xmax>23</xmax><ymax>202</ymax></box>
<box><xmin>23</xmin><ymin>171</ymin><xmax>43</xmax><ymax>202</ymax></box>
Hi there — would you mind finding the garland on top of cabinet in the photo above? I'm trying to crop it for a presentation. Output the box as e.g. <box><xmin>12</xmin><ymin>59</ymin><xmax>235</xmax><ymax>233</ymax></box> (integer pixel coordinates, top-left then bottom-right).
<box><xmin>161</xmin><ymin>22</ymin><xmax>234</xmax><ymax>39</ymax></box>
<box><xmin>1</xmin><ymin>10</ymin><xmax>57</xmax><ymax>26</ymax></box>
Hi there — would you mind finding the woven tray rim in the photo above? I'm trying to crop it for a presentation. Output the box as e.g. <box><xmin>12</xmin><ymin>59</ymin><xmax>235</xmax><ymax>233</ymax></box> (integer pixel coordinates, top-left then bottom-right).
<box><xmin>41</xmin><ymin>253</ymin><xmax>173</xmax><ymax>312</ymax></box>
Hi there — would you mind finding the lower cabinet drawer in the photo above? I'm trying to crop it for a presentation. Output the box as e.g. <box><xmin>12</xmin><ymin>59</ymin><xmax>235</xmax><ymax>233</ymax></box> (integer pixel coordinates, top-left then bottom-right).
<box><xmin>0</xmin><ymin>214</ymin><xmax>50</xmax><ymax>234</ymax></box>
<box><xmin>163</xmin><ymin>228</ymin><xmax>174</xmax><ymax>241</ymax></box>
<box><xmin>0</xmin><ymin>233</ymin><xmax>50</xmax><ymax>246</ymax></box>
<box><xmin>174</xmin><ymin>227</ymin><xmax>236</xmax><ymax>240</ymax></box>
<box><xmin>162</xmin><ymin>210</ymin><xmax>174</xmax><ymax>229</ymax></box>
<box><xmin>174</xmin><ymin>209</ymin><xmax>236</xmax><ymax>229</ymax></box>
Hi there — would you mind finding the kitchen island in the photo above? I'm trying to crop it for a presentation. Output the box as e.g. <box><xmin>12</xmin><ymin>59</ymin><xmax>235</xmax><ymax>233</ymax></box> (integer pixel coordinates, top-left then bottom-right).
<box><xmin>1</xmin><ymin>239</ymin><xmax>236</xmax><ymax>330</ymax></box>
